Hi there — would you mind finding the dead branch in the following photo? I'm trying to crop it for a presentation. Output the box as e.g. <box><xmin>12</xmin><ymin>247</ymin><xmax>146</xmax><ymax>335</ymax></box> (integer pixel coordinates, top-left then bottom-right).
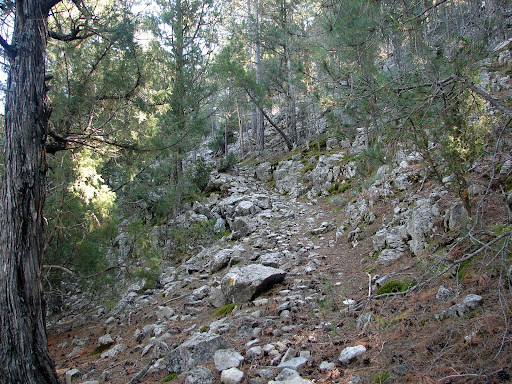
<box><xmin>43</xmin><ymin>263</ymin><xmax>125</xmax><ymax>280</ymax></box>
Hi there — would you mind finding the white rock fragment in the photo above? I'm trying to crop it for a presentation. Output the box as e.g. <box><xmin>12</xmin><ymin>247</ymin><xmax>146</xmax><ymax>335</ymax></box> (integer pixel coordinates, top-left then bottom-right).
<box><xmin>339</xmin><ymin>345</ymin><xmax>366</xmax><ymax>365</ymax></box>
<box><xmin>221</xmin><ymin>367</ymin><xmax>244</xmax><ymax>384</ymax></box>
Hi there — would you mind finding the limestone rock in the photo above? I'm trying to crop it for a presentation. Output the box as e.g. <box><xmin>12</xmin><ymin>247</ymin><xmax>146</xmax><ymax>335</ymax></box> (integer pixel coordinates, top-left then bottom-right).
<box><xmin>65</xmin><ymin>368</ymin><xmax>80</xmax><ymax>384</ymax></box>
<box><xmin>185</xmin><ymin>367</ymin><xmax>215</xmax><ymax>384</ymax></box>
<box><xmin>98</xmin><ymin>334</ymin><xmax>114</xmax><ymax>346</ymax></box>
<box><xmin>167</xmin><ymin>333</ymin><xmax>228</xmax><ymax>372</ymax></box>
<box><xmin>255</xmin><ymin>162</ymin><xmax>273</xmax><ymax>182</ymax></box>
<box><xmin>214</xmin><ymin>218</ymin><xmax>227</xmax><ymax>234</ymax></box>
<box><xmin>101</xmin><ymin>344</ymin><xmax>125</xmax><ymax>359</ymax></box>
<box><xmin>436</xmin><ymin>294</ymin><xmax>483</xmax><ymax>320</ymax></box>
<box><xmin>221</xmin><ymin>367</ymin><xmax>244</xmax><ymax>384</ymax></box>
<box><xmin>277</xmin><ymin>356</ymin><xmax>308</xmax><ymax>372</ymax></box>
<box><xmin>276</xmin><ymin>368</ymin><xmax>301</xmax><ymax>381</ymax></box>
<box><xmin>214</xmin><ymin>349</ymin><xmax>244</xmax><ymax>371</ymax></box>
<box><xmin>210</xmin><ymin>249</ymin><xmax>235</xmax><ymax>272</ymax></box>
<box><xmin>221</xmin><ymin>264</ymin><xmax>286</xmax><ymax>304</ymax></box>
<box><xmin>339</xmin><ymin>345</ymin><xmax>366</xmax><ymax>365</ymax></box>
<box><xmin>156</xmin><ymin>306</ymin><xmax>175</xmax><ymax>321</ymax></box>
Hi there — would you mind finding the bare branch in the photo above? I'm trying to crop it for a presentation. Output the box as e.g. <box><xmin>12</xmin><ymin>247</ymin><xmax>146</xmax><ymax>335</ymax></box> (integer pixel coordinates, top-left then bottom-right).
<box><xmin>0</xmin><ymin>33</ymin><xmax>16</xmax><ymax>57</ymax></box>
<box><xmin>453</xmin><ymin>75</ymin><xmax>512</xmax><ymax>117</ymax></box>
<box><xmin>43</xmin><ymin>263</ymin><xmax>125</xmax><ymax>280</ymax></box>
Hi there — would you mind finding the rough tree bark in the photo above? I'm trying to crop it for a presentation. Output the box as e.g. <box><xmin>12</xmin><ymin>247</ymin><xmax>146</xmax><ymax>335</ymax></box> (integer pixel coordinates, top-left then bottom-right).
<box><xmin>0</xmin><ymin>1</ymin><xmax>61</xmax><ymax>383</ymax></box>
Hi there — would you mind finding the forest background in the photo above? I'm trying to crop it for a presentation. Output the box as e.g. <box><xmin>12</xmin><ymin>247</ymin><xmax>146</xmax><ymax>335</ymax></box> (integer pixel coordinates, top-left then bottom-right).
<box><xmin>0</xmin><ymin>0</ymin><xmax>510</xmax><ymax>382</ymax></box>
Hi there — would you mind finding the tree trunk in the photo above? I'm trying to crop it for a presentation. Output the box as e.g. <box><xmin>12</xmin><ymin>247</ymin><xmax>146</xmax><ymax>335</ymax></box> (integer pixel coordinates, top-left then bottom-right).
<box><xmin>0</xmin><ymin>1</ymin><xmax>60</xmax><ymax>383</ymax></box>
<box><xmin>282</xmin><ymin>0</ymin><xmax>297</xmax><ymax>145</ymax></box>
<box><xmin>254</xmin><ymin>0</ymin><xmax>265</xmax><ymax>150</ymax></box>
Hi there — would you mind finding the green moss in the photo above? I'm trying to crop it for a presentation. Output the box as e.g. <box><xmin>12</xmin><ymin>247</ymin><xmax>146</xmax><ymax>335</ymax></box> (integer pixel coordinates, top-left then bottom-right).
<box><xmin>376</xmin><ymin>279</ymin><xmax>414</xmax><ymax>295</ymax></box>
<box><xmin>162</xmin><ymin>372</ymin><xmax>179</xmax><ymax>382</ymax></box>
<box><xmin>300</xmin><ymin>162</ymin><xmax>316</xmax><ymax>173</ymax></box>
<box><xmin>89</xmin><ymin>342</ymin><xmax>114</xmax><ymax>356</ymax></box>
<box><xmin>213</xmin><ymin>303</ymin><xmax>238</xmax><ymax>317</ymax></box>
<box><xmin>372</xmin><ymin>371</ymin><xmax>390</xmax><ymax>383</ymax></box>
<box><xmin>457</xmin><ymin>259</ymin><xmax>472</xmax><ymax>282</ymax></box>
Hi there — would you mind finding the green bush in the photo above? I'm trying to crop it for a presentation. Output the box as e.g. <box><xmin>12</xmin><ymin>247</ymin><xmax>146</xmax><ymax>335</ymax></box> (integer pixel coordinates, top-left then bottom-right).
<box><xmin>218</xmin><ymin>152</ymin><xmax>237</xmax><ymax>172</ymax></box>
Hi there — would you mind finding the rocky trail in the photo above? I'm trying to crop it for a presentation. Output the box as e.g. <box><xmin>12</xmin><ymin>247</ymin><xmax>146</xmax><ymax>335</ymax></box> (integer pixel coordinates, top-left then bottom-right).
<box><xmin>48</xmin><ymin>154</ymin><xmax>512</xmax><ymax>384</ymax></box>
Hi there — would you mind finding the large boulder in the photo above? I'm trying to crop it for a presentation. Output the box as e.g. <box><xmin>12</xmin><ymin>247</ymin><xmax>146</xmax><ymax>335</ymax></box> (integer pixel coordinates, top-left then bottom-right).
<box><xmin>255</xmin><ymin>162</ymin><xmax>273</xmax><ymax>182</ymax></box>
<box><xmin>406</xmin><ymin>199</ymin><xmax>436</xmax><ymax>256</ymax></box>
<box><xmin>167</xmin><ymin>333</ymin><xmax>228</xmax><ymax>373</ymax></box>
<box><xmin>221</xmin><ymin>264</ymin><xmax>286</xmax><ymax>304</ymax></box>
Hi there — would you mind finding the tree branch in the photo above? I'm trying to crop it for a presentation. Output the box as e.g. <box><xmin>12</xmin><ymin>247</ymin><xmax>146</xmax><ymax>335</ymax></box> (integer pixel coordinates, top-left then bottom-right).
<box><xmin>243</xmin><ymin>88</ymin><xmax>293</xmax><ymax>150</ymax></box>
<box><xmin>0</xmin><ymin>34</ymin><xmax>16</xmax><ymax>57</ymax></box>
<box><xmin>453</xmin><ymin>75</ymin><xmax>512</xmax><ymax>117</ymax></box>
<box><xmin>43</xmin><ymin>263</ymin><xmax>125</xmax><ymax>280</ymax></box>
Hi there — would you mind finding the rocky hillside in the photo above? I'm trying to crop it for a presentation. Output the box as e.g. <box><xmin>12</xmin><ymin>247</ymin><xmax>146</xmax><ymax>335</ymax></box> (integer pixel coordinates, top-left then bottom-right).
<box><xmin>47</xmin><ymin>123</ymin><xmax>512</xmax><ymax>384</ymax></box>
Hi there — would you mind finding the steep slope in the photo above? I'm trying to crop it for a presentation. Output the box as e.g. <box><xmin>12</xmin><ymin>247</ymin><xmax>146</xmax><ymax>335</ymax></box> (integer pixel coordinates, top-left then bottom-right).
<box><xmin>48</xmin><ymin>142</ymin><xmax>512</xmax><ymax>384</ymax></box>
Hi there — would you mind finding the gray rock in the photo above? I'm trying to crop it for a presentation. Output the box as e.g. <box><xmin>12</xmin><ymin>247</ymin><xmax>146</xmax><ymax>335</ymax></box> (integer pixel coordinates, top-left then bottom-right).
<box><xmin>276</xmin><ymin>368</ymin><xmax>301</xmax><ymax>381</ymax></box>
<box><xmin>445</xmin><ymin>203</ymin><xmax>468</xmax><ymax>232</ymax></box>
<box><xmin>277</xmin><ymin>356</ymin><xmax>308</xmax><ymax>372</ymax></box>
<box><xmin>193</xmin><ymin>285</ymin><xmax>211</xmax><ymax>300</ymax></box>
<box><xmin>221</xmin><ymin>367</ymin><xmax>244</xmax><ymax>384</ymax></box>
<box><xmin>268</xmin><ymin>377</ymin><xmax>312</xmax><ymax>384</ymax></box>
<box><xmin>185</xmin><ymin>366</ymin><xmax>214</xmax><ymax>384</ymax></box>
<box><xmin>209</xmin><ymin>287</ymin><xmax>226</xmax><ymax>308</ymax></box>
<box><xmin>214</xmin><ymin>349</ymin><xmax>244</xmax><ymax>371</ymax></box>
<box><xmin>167</xmin><ymin>333</ymin><xmax>228</xmax><ymax>372</ymax></box>
<box><xmin>235</xmin><ymin>200</ymin><xmax>259</xmax><ymax>216</ymax></box>
<box><xmin>214</xmin><ymin>218</ymin><xmax>227</xmax><ymax>234</ymax></box>
<box><xmin>339</xmin><ymin>345</ymin><xmax>366</xmax><ymax>365</ymax></box>
<box><xmin>259</xmin><ymin>252</ymin><xmax>283</xmax><ymax>268</ymax></box>
<box><xmin>436</xmin><ymin>294</ymin><xmax>484</xmax><ymax>320</ymax></box>
<box><xmin>347</xmin><ymin>376</ymin><xmax>362</xmax><ymax>384</ymax></box>
<box><xmin>280</xmin><ymin>347</ymin><xmax>297</xmax><ymax>363</ymax></box>
<box><xmin>377</xmin><ymin>248</ymin><xmax>404</xmax><ymax>264</ymax></box>
<box><xmin>221</xmin><ymin>264</ymin><xmax>286</xmax><ymax>304</ymax></box>
<box><xmin>101</xmin><ymin>344</ymin><xmax>124</xmax><ymax>359</ymax></box>
<box><xmin>255</xmin><ymin>162</ymin><xmax>273</xmax><ymax>182</ymax></box>
<box><xmin>156</xmin><ymin>306</ymin><xmax>175</xmax><ymax>321</ymax></box>
<box><xmin>406</xmin><ymin>199</ymin><xmax>435</xmax><ymax>256</ymax></box>
<box><xmin>210</xmin><ymin>249</ymin><xmax>235</xmax><ymax>272</ymax></box>
<box><xmin>98</xmin><ymin>334</ymin><xmax>114</xmax><ymax>346</ymax></box>
<box><xmin>65</xmin><ymin>368</ymin><xmax>80</xmax><ymax>384</ymax></box>
<box><xmin>435</xmin><ymin>286</ymin><xmax>453</xmax><ymax>301</ymax></box>
<box><xmin>79</xmin><ymin>381</ymin><xmax>99</xmax><ymax>384</ymax></box>
<box><xmin>319</xmin><ymin>361</ymin><xmax>335</xmax><ymax>371</ymax></box>
<box><xmin>246</xmin><ymin>346</ymin><xmax>263</xmax><ymax>360</ymax></box>
<box><xmin>229</xmin><ymin>217</ymin><xmax>256</xmax><ymax>240</ymax></box>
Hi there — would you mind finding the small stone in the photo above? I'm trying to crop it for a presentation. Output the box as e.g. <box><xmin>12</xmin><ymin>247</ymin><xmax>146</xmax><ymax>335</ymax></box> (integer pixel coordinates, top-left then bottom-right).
<box><xmin>214</xmin><ymin>349</ymin><xmax>244</xmax><ymax>371</ymax></box>
<box><xmin>275</xmin><ymin>368</ymin><xmax>301</xmax><ymax>381</ymax></box>
<box><xmin>156</xmin><ymin>306</ymin><xmax>175</xmax><ymax>321</ymax></box>
<box><xmin>246</xmin><ymin>346</ymin><xmax>263</xmax><ymax>360</ymax></box>
<box><xmin>98</xmin><ymin>334</ymin><xmax>114</xmax><ymax>346</ymax></box>
<box><xmin>65</xmin><ymin>368</ymin><xmax>80</xmax><ymax>384</ymax></box>
<box><xmin>185</xmin><ymin>366</ymin><xmax>214</xmax><ymax>384</ymax></box>
<box><xmin>339</xmin><ymin>345</ymin><xmax>366</xmax><ymax>365</ymax></box>
<box><xmin>277</xmin><ymin>356</ymin><xmax>308</xmax><ymax>372</ymax></box>
<box><xmin>101</xmin><ymin>344</ymin><xmax>125</xmax><ymax>359</ymax></box>
<box><xmin>319</xmin><ymin>361</ymin><xmax>335</xmax><ymax>371</ymax></box>
<box><xmin>435</xmin><ymin>286</ymin><xmax>452</xmax><ymax>301</ymax></box>
<box><xmin>221</xmin><ymin>367</ymin><xmax>244</xmax><ymax>384</ymax></box>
